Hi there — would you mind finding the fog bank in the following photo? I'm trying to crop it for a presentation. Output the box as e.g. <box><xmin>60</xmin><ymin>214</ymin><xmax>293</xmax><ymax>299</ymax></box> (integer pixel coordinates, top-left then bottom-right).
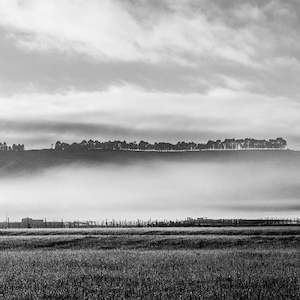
<box><xmin>0</xmin><ymin>152</ymin><xmax>299</xmax><ymax>221</ymax></box>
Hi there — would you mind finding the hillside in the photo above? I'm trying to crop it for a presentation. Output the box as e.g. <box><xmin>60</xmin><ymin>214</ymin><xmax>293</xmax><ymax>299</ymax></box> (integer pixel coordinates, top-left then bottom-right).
<box><xmin>0</xmin><ymin>149</ymin><xmax>299</xmax><ymax>177</ymax></box>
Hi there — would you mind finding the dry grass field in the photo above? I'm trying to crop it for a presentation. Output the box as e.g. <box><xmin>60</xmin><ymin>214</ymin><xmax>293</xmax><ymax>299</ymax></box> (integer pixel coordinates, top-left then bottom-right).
<box><xmin>0</xmin><ymin>227</ymin><xmax>299</xmax><ymax>299</ymax></box>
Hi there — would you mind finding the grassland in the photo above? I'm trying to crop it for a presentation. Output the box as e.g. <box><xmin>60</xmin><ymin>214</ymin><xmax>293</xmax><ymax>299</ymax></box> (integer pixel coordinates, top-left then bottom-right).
<box><xmin>0</xmin><ymin>227</ymin><xmax>299</xmax><ymax>299</ymax></box>
<box><xmin>0</xmin><ymin>249</ymin><xmax>298</xmax><ymax>299</ymax></box>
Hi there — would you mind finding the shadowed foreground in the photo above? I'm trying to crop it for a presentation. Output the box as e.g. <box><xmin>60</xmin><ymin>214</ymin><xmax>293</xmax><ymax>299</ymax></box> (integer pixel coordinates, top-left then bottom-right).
<box><xmin>0</xmin><ymin>234</ymin><xmax>299</xmax><ymax>251</ymax></box>
<box><xmin>0</xmin><ymin>227</ymin><xmax>299</xmax><ymax>299</ymax></box>
<box><xmin>0</xmin><ymin>249</ymin><xmax>298</xmax><ymax>299</ymax></box>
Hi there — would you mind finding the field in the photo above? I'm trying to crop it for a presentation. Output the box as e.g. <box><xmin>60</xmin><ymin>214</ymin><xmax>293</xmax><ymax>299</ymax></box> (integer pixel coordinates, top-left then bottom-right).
<box><xmin>0</xmin><ymin>227</ymin><xmax>299</xmax><ymax>299</ymax></box>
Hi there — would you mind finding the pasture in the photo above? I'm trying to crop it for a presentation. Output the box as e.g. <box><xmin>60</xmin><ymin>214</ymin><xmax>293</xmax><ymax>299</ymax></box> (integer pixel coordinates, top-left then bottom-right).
<box><xmin>0</xmin><ymin>226</ymin><xmax>299</xmax><ymax>299</ymax></box>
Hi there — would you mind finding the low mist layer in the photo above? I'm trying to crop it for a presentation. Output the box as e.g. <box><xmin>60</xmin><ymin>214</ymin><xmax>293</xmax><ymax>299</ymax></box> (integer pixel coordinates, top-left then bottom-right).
<box><xmin>0</xmin><ymin>151</ymin><xmax>299</xmax><ymax>221</ymax></box>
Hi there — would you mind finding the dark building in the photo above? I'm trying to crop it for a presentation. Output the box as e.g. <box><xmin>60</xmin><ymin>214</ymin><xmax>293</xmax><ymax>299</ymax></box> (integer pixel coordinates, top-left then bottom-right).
<box><xmin>21</xmin><ymin>218</ymin><xmax>44</xmax><ymax>228</ymax></box>
<box><xmin>0</xmin><ymin>218</ymin><xmax>64</xmax><ymax>229</ymax></box>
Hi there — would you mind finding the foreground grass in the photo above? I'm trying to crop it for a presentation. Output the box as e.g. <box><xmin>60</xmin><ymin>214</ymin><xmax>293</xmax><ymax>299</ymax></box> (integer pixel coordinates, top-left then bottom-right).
<box><xmin>0</xmin><ymin>226</ymin><xmax>299</xmax><ymax>251</ymax></box>
<box><xmin>0</xmin><ymin>249</ymin><xmax>298</xmax><ymax>299</ymax></box>
<box><xmin>1</xmin><ymin>226</ymin><xmax>300</xmax><ymax>236</ymax></box>
<box><xmin>0</xmin><ymin>228</ymin><xmax>298</xmax><ymax>299</ymax></box>
<box><xmin>0</xmin><ymin>234</ymin><xmax>299</xmax><ymax>251</ymax></box>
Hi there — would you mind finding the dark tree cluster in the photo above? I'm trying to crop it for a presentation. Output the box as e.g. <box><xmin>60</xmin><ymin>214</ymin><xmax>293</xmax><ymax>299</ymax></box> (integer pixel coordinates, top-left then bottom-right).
<box><xmin>54</xmin><ymin>140</ymin><xmax>200</xmax><ymax>151</ymax></box>
<box><xmin>206</xmin><ymin>137</ymin><xmax>287</xmax><ymax>150</ymax></box>
<box><xmin>54</xmin><ymin>137</ymin><xmax>287</xmax><ymax>152</ymax></box>
<box><xmin>0</xmin><ymin>142</ymin><xmax>25</xmax><ymax>152</ymax></box>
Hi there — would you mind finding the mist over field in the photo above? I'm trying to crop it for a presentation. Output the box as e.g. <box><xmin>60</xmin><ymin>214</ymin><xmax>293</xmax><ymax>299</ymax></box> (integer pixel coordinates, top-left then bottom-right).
<box><xmin>0</xmin><ymin>151</ymin><xmax>299</xmax><ymax>221</ymax></box>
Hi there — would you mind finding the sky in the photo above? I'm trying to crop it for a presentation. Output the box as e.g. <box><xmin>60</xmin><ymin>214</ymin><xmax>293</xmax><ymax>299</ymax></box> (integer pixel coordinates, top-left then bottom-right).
<box><xmin>0</xmin><ymin>0</ymin><xmax>300</xmax><ymax>149</ymax></box>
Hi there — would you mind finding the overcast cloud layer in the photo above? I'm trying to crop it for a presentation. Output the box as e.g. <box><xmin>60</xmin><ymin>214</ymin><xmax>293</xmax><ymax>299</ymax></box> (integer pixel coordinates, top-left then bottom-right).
<box><xmin>0</xmin><ymin>0</ymin><xmax>300</xmax><ymax>148</ymax></box>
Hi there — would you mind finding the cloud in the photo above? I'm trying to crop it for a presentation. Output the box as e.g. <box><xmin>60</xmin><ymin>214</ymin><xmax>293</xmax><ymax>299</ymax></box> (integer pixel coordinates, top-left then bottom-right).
<box><xmin>0</xmin><ymin>0</ymin><xmax>299</xmax><ymax>98</ymax></box>
<box><xmin>0</xmin><ymin>30</ymin><xmax>214</xmax><ymax>95</ymax></box>
<box><xmin>0</xmin><ymin>0</ymin><xmax>260</xmax><ymax>66</ymax></box>
<box><xmin>0</xmin><ymin>85</ymin><xmax>299</xmax><ymax>148</ymax></box>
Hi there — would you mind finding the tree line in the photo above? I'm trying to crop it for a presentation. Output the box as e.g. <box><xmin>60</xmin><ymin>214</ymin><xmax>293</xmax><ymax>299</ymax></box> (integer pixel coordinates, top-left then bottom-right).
<box><xmin>54</xmin><ymin>137</ymin><xmax>287</xmax><ymax>152</ymax></box>
<box><xmin>1</xmin><ymin>217</ymin><xmax>298</xmax><ymax>229</ymax></box>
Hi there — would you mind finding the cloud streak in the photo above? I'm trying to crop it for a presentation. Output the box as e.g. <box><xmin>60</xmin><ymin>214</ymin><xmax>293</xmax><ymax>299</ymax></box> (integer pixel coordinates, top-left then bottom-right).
<box><xmin>1</xmin><ymin>0</ymin><xmax>300</xmax><ymax>98</ymax></box>
<box><xmin>0</xmin><ymin>85</ymin><xmax>299</xmax><ymax>148</ymax></box>
<box><xmin>0</xmin><ymin>0</ymin><xmax>259</xmax><ymax>66</ymax></box>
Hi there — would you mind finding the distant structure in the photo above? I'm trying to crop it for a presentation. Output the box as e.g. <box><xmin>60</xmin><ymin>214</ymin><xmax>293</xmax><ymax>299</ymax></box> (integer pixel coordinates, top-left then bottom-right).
<box><xmin>54</xmin><ymin>137</ymin><xmax>287</xmax><ymax>152</ymax></box>
<box><xmin>21</xmin><ymin>218</ymin><xmax>44</xmax><ymax>228</ymax></box>
<box><xmin>0</xmin><ymin>142</ymin><xmax>25</xmax><ymax>152</ymax></box>
<box><xmin>0</xmin><ymin>218</ymin><xmax>64</xmax><ymax>229</ymax></box>
<box><xmin>0</xmin><ymin>217</ymin><xmax>298</xmax><ymax>229</ymax></box>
